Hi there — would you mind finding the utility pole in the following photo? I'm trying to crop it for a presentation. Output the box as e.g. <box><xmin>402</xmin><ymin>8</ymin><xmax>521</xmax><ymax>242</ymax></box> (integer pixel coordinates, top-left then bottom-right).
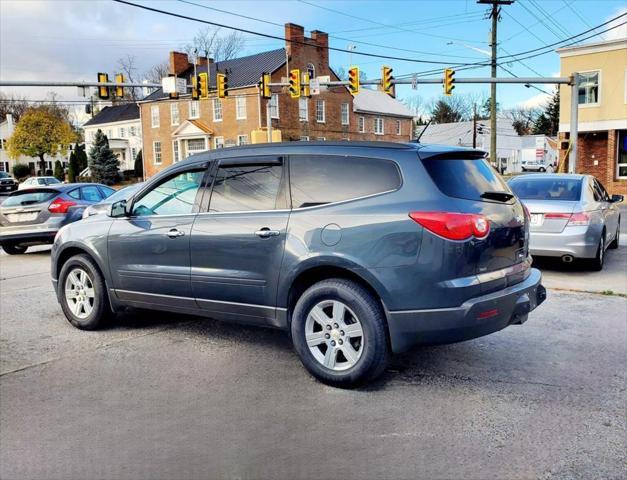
<box><xmin>478</xmin><ymin>0</ymin><xmax>514</xmax><ymax>166</ymax></box>
<box><xmin>472</xmin><ymin>104</ymin><xmax>477</xmax><ymax>149</ymax></box>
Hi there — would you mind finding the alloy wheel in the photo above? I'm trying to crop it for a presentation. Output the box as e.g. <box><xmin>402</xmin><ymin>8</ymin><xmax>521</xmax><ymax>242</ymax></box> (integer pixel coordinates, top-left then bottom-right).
<box><xmin>304</xmin><ymin>300</ymin><xmax>364</xmax><ymax>371</ymax></box>
<box><xmin>64</xmin><ymin>268</ymin><xmax>95</xmax><ymax>319</ymax></box>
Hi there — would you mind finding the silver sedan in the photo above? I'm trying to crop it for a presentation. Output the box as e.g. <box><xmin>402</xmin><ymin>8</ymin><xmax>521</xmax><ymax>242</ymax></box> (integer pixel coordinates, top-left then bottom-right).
<box><xmin>508</xmin><ymin>174</ymin><xmax>623</xmax><ymax>270</ymax></box>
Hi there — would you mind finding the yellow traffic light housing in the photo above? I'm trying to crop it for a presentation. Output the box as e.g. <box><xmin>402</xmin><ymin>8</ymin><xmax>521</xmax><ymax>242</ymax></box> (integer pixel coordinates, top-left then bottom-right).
<box><xmin>289</xmin><ymin>69</ymin><xmax>300</xmax><ymax>99</ymax></box>
<box><xmin>348</xmin><ymin>66</ymin><xmax>359</xmax><ymax>95</ymax></box>
<box><xmin>301</xmin><ymin>73</ymin><xmax>311</xmax><ymax>98</ymax></box>
<box><xmin>97</xmin><ymin>72</ymin><xmax>109</xmax><ymax>99</ymax></box>
<box><xmin>191</xmin><ymin>75</ymin><xmax>199</xmax><ymax>100</ymax></box>
<box><xmin>217</xmin><ymin>73</ymin><xmax>228</xmax><ymax>98</ymax></box>
<box><xmin>259</xmin><ymin>72</ymin><xmax>271</xmax><ymax>99</ymax></box>
<box><xmin>198</xmin><ymin>72</ymin><xmax>208</xmax><ymax>99</ymax></box>
<box><xmin>444</xmin><ymin>68</ymin><xmax>455</xmax><ymax>96</ymax></box>
<box><xmin>381</xmin><ymin>66</ymin><xmax>394</xmax><ymax>96</ymax></box>
<box><xmin>114</xmin><ymin>73</ymin><xmax>124</xmax><ymax>98</ymax></box>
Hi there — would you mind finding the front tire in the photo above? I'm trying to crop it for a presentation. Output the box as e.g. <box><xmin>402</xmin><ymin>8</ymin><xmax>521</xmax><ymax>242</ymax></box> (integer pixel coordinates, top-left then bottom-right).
<box><xmin>291</xmin><ymin>279</ymin><xmax>389</xmax><ymax>388</ymax></box>
<box><xmin>58</xmin><ymin>254</ymin><xmax>111</xmax><ymax>330</ymax></box>
<box><xmin>1</xmin><ymin>242</ymin><xmax>27</xmax><ymax>255</ymax></box>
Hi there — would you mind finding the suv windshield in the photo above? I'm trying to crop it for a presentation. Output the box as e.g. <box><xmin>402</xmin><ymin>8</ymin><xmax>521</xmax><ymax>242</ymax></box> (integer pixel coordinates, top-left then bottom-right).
<box><xmin>2</xmin><ymin>190</ymin><xmax>58</xmax><ymax>207</ymax></box>
<box><xmin>421</xmin><ymin>157</ymin><xmax>511</xmax><ymax>201</ymax></box>
<box><xmin>509</xmin><ymin>178</ymin><xmax>582</xmax><ymax>201</ymax></box>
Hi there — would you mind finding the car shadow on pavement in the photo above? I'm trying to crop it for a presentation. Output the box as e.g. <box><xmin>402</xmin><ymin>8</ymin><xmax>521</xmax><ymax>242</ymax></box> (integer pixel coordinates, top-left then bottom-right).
<box><xmin>531</xmin><ymin>256</ymin><xmax>594</xmax><ymax>272</ymax></box>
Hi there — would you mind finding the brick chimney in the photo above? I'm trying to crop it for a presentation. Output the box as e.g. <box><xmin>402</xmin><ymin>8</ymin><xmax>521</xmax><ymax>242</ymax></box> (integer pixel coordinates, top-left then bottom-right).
<box><xmin>169</xmin><ymin>51</ymin><xmax>192</xmax><ymax>76</ymax></box>
<box><xmin>285</xmin><ymin>23</ymin><xmax>305</xmax><ymax>58</ymax></box>
<box><xmin>310</xmin><ymin>30</ymin><xmax>329</xmax><ymax>70</ymax></box>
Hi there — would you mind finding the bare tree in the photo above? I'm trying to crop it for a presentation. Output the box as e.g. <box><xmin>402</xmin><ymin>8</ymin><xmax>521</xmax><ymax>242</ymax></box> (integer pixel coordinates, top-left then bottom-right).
<box><xmin>427</xmin><ymin>95</ymin><xmax>473</xmax><ymax>123</ymax></box>
<box><xmin>402</xmin><ymin>95</ymin><xmax>424</xmax><ymax>117</ymax></box>
<box><xmin>117</xmin><ymin>54</ymin><xmax>141</xmax><ymax>101</ymax></box>
<box><xmin>0</xmin><ymin>93</ymin><xmax>30</xmax><ymax>122</ymax></box>
<box><xmin>182</xmin><ymin>26</ymin><xmax>246</xmax><ymax>61</ymax></box>
<box><xmin>505</xmin><ymin>107</ymin><xmax>541</xmax><ymax>136</ymax></box>
<box><xmin>143</xmin><ymin>61</ymin><xmax>170</xmax><ymax>84</ymax></box>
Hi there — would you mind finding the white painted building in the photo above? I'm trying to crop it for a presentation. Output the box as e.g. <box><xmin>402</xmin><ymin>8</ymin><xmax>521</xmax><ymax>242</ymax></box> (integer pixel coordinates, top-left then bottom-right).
<box><xmin>82</xmin><ymin>104</ymin><xmax>142</xmax><ymax>172</ymax></box>
<box><xmin>0</xmin><ymin>114</ymin><xmax>68</xmax><ymax>175</ymax></box>
<box><xmin>416</xmin><ymin>118</ymin><xmax>557</xmax><ymax>173</ymax></box>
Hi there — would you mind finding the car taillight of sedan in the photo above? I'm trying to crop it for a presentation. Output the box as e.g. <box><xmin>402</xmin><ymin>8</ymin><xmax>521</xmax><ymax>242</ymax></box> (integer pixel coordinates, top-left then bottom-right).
<box><xmin>544</xmin><ymin>212</ymin><xmax>590</xmax><ymax>226</ymax></box>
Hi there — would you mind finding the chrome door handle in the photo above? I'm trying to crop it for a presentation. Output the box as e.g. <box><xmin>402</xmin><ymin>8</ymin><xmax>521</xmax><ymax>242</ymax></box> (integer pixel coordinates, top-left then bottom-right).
<box><xmin>167</xmin><ymin>228</ymin><xmax>185</xmax><ymax>238</ymax></box>
<box><xmin>255</xmin><ymin>228</ymin><xmax>280</xmax><ymax>238</ymax></box>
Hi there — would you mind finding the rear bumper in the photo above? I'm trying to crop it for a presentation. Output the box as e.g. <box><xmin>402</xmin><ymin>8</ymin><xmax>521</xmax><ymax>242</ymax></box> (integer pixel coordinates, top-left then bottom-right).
<box><xmin>386</xmin><ymin>268</ymin><xmax>545</xmax><ymax>353</ymax></box>
<box><xmin>529</xmin><ymin>226</ymin><xmax>599</xmax><ymax>258</ymax></box>
<box><xmin>0</xmin><ymin>184</ymin><xmax>18</xmax><ymax>192</ymax></box>
<box><xmin>0</xmin><ymin>228</ymin><xmax>58</xmax><ymax>245</ymax></box>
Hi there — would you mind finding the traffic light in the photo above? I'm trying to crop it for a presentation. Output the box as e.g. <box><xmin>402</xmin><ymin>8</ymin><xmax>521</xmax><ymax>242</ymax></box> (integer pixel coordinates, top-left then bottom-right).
<box><xmin>381</xmin><ymin>66</ymin><xmax>394</xmax><ymax>96</ymax></box>
<box><xmin>115</xmin><ymin>73</ymin><xmax>124</xmax><ymax>98</ymax></box>
<box><xmin>97</xmin><ymin>72</ymin><xmax>109</xmax><ymax>99</ymax></box>
<box><xmin>348</xmin><ymin>66</ymin><xmax>359</xmax><ymax>95</ymax></box>
<box><xmin>217</xmin><ymin>72</ymin><xmax>228</xmax><ymax>98</ymax></box>
<box><xmin>301</xmin><ymin>72</ymin><xmax>311</xmax><ymax>98</ymax></box>
<box><xmin>259</xmin><ymin>72</ymin><xmax>271</xmax><ymax>99</ymax></box>
<box><xmin>444</xmin><ymin>68</ymin><xmax>455</xmax><ymax>96</ymax></box>
<box><xmin>198</xmin><ymin>72</ymin><xmax>208</xmax><ymax>98</ymax></box>
<box><xmin>191</xmin><ymin>75</ymin><xmax>199</xmax><ymax>100</ymax></box>
<box><xmin>289</xmin><ymin>69</ymin><xmax>300</xmax><ymax>99</ymax></box>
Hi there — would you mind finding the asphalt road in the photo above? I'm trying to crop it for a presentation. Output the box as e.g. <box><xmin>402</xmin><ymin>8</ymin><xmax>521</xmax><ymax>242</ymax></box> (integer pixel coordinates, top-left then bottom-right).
<box><xmin>1</xmin><ymin>249</ymin><xmax>626</xmax><ymax>480</ymax></box>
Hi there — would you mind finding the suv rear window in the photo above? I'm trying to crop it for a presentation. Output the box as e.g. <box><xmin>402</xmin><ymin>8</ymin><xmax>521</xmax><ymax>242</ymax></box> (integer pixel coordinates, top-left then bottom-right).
<box><xmin>290</xmin><ymin>155</ymin><xmax>401</xmax><ymax>208</ymax></box>
<box><xmin>421</xmin><ymin>157</ymin><xmax>511</xmax><ymax>201</ymax></box>
<box><xmin>2</xmin><ymin>190</ymin><xmax>57</xmax><ymax>207</ymax></box>
<box><xmin>509</xmin><ymin>178</ymin><xmax>582</xmax><ymax>201</ymax></box>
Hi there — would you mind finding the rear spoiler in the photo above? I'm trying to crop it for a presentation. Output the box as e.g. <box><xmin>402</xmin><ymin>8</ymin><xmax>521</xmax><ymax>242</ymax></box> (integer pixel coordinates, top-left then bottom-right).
<box><xmin>7</xmin><ymin>188</ymin><xmax>60</xmax><ymax>196</ymax></box>
<box><xmin>418</xmin><ymin>150</ymin><xmax>489</xmax><ymax>161</ymax></box>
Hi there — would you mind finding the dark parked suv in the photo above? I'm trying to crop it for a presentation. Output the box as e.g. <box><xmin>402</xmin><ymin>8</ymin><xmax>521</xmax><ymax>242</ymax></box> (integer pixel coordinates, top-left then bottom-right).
<box><xmin>51</xmin><ymin>142</ymin><xmax>545</xmax><ymax>386</ymax></box>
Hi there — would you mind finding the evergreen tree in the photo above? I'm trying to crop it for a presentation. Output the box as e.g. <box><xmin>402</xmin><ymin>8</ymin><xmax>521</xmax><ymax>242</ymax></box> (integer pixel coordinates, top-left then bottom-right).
<box><xmin>480</xmin><ymin>98</ymin><xmax>499</xmax><ymax>120</ymax></box>
<box><xmin>53</xmin><ymin>160</ymin><xmax>64</xmax><ymax>181</ymax></box>
<box><xmin>88</xmin><ymin>129</ymin><xmax>119</xmax><ymax>185</ymax></box>
<box><xmin>134</xmin><ymin>149</ymin><xmax>143</xmax><ymax>178</ymax></box>
<box><xmin>73</xmin><ymin>142</ymin><xmax>88</xmax><ymax>172</ymax></box>
<box><xmin>431</xmin><ymin>100</ymin><xmax>462</xmax><ymax>124</ymax></box>
<box><xmin>67</xmin><ymin>149</ymin><xmax>78</xmax><ymax>182</ymax></box>
<box><xmin>532</xmin><ymin>90</ymin><xmax>560</xmax><ymax>136</ymax></box>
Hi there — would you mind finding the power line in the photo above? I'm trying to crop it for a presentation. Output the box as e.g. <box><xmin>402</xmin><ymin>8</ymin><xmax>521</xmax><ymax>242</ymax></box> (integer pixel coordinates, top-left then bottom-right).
<box><xmin>518</xmin><ymin>0</ymin><xmax>566</xmax><ymax>40</ymax></box>
<box><xmin>563</xmin><ymin>0</ymin><xmax>592</xmax><ymax>29</ymax></box>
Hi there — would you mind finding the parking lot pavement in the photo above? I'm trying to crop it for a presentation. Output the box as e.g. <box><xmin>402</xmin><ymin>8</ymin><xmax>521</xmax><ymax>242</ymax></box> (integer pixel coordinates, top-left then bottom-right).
<box><xmin>1</xmin><ymin>250</ymin><xmax>625</xmax><ymax>479</ymax></box>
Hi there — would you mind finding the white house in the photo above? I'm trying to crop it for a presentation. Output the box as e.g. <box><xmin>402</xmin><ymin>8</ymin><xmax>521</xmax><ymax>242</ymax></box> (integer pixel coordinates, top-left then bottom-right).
<box><xmin>82</xmin><ymin>103</ymin><xmax>142</xmax><ymax>172</ymax></box>
<box><xmin>0</xmin><ymin>114</ymin><xmax>68</xmax><ymax>175</ymax></box>
<box><xmin>416</xmin><ymin>118</ymin><xmax>557</xmax><ymax>173</ymax></box>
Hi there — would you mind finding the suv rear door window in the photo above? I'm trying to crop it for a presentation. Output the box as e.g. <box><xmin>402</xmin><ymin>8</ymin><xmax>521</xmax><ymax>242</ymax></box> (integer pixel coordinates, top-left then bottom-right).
<box><xmin>421</xmin><ymin>157</ymin><xmax>511</xmax><ymax>201</ymax></box>
<box><xmin>209</xmin><ymin>163</ymin><xmax>283</xmax><ymax>212</ymax></box>
<box><xmin>289</xmin><ymin>155</ymin><xmax>401</xmax><ymax>208</ymax></box>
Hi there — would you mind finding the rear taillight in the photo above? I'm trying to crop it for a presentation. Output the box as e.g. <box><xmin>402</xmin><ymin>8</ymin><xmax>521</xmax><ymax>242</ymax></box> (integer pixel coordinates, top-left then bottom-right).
<box><xmin>48</xmin><ymin>198</ymin><xmax>76</xmax><ymax>214</ymax></box>
<box><xmin>567</xmin><ymin>212</ymin><xmax>590</xmax><ymax>226</ymax></box>
<box><xmin>409</xmin><ymin>212</ymin><xmax>490</xmax><ymax>241</ymax></box>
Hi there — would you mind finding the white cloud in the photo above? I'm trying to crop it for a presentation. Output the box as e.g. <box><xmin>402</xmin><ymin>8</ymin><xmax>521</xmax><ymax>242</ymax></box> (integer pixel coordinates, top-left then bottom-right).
<box><xmin>519</xmin><ymin>92</ymin><xmax>550</xmax><ymax>109</ymax></box>
<box><xmin>603</xmin><ymin>7</ymin><xmax>627</xmax><ymax>41</ymax></box>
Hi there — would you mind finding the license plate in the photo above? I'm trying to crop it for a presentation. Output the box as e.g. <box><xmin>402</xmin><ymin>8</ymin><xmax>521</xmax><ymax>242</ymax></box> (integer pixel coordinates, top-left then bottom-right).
<box><xmin>530</xmin><ymin>214</ymin><xmax>542</xmax><ymax>226</ymax></box>
<box><xmin>7</xmin><ymin>212</ymin><xmax>38</xmax><ymax>222</ymax></box>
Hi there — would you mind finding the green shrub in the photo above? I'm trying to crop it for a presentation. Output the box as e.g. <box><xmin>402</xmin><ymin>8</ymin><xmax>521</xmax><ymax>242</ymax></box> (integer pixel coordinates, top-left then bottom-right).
<box><xmin>12</xmin><ymin>164</ymin><xmax>30</xmax><ymax>180</ymax></box>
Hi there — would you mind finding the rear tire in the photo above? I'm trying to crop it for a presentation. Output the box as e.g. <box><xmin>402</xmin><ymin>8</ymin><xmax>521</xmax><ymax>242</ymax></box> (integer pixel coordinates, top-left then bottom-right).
<box><xmin>608</xmin><ymin>220</ymin><xmax>620</xmax><ymax>249</ymax></box>
<box><xmin>1</xmin><ymin>242</ymin><xmax>27</xmax><ymax>255</ymax></box>
<box><xmin>291</xmin><ymin>278</ymin><xmax>389</xmax><ymax>388</ymax></box>
<box><xmin>590</xmin><ymin>233</ymin><xmax>605</xmax><ymax>271</ymax></box>
<box><xmin>58</xmin><ymin>254</ymin><xmax>112</xmax><ymax>330</ymax></box>
<box><xmin>539</xmin><ymin>167</ymin><xmax>546</xmax><ymax>172</ymax></box>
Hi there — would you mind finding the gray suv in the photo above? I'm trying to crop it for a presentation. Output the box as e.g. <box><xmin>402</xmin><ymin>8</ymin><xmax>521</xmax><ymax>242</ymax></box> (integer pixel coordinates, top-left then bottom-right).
<box><xmin>51</xmin><ymin>142</ymin><xmax>546</xmax><ymax>387</ymax></box>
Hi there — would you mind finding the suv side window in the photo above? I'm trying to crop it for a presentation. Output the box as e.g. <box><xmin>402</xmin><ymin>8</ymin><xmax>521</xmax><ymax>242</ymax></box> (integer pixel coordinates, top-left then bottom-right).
<box><xmin>289</xmin><ymin>155</ymin><xmax>401</xmax><ymax>208</ymax></box>
<box><xmin>132</xmin><ymin>169</ymin><xmax>204</xmax><ymax>216</ymax></box>
<box><xmin>209</xmin><ymin>163</ymin><xmax>284</xmax><ymax>212</ymax></box>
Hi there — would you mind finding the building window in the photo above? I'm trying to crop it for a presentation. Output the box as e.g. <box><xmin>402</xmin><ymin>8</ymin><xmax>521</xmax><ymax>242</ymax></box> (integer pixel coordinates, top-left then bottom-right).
<box><xmin>131</xmin><ymin>147</ymin><xmax>137</xmax><ymax>161</ymax></box>
<box><xmin>374</xmin><ymin>117</ymin><xmax>384</xmax><ymax>135</ymax></box>
<box><xmin>270</xmin><ymin>94</ymin><xmax>279</xmax><ymax>119</ymax></box>
<box><xmin>238</xmin><ymin>135</ymin><xmax>249</xmax><ymax>146</ymax></box>
<box><xmin>172</xmin><ymin>141</ymin><xmax>180</xmax><ymax>163</ymax></box>
<box><xmin>213</xmin><ymin>98</ymin><xmax>222</xmax><ymax>121</ymax></box>
<box><xmin>130</xmin><ymin>126</ymin><xmax>137</xmax><ymax>136</ymax></box>
<box><xmin>299</xmin><ymin>97</ymin><xmax>308</xmax><ymax>121</ymax></box>
<box><xmin>153</xmin><ymin>141</ymin><xmax>162</xmax><ymax>164</ymax></box>
<box><xmin>578</xmin><ymin>71</ymin><xmax>599</xmax><ymax>105</ymax></box>
<box><xmin>151</xmin><ymin>105</ymin><xmax>159</xmax><ymax>128</ymax></box>
<box><xmin>341</xmin><ymin>103</ymin><xmax>349</xmax><ymax>126</ymax></box>
<box><xmin>107</xmin><ymin>129</ymin><xmax>112</xmax><ymax>138</ymax></box>
<box><xmin>316</xmin><ymin>100</ymin><xmax>325</xmax><ymax>123</ymax></box>
<box><xmin>189</xmin><ymin>100</ymin><xmax>200</xmax><ymax>119</ymax></box>
<box><xmin>236</xmin><ymin>96</ymin><xmax>247</xmax><ymax>120</ymax></box>
<box><xmin>307</xmin><ymin>63</ymin><xmax>316</xmax><ymax>80</ymax></box>
<box><xmin>300</xmin><ymin>136</ymin><xmax>310</xmax><ymax>141</ymax></box>
<box><xmin>358</xmin><ymin>116</ymin><xmax>365</xmax><ymax>133</ymax></box>
<box><xmin>618</xmin><ymin>130</ymin><xmax>627</xmax><ymax>179</ymax></box>
<box><xmin>396</xmin><ymin>120</ymin><xmax>401</xmax><ymax>135</ymax></box>
<box><xmin>171</xmin><ymin>103</ymin><xmax>180</xmax><ymax>125</ymax></box>
<box><xmin>214</xmin><ymin>137</ymin><xmax>224</xmax><ymax>149</ymax></box>
<box><xmin>119</xmin><ymin>127</ymin><xmax>126</xmax><ymax>138</ymax></box>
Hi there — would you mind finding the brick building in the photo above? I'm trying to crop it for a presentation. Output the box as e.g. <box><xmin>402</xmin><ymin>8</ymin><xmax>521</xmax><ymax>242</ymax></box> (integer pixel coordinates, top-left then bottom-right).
<box><xmin>139</xmin><ymin>23</ymin><xmax>414</xmax><ymax>178</ymax></box>
<box><xmin>557</xmin><ymin>39</ymin><xmax>627</xmax><ymax>195</ymax></box>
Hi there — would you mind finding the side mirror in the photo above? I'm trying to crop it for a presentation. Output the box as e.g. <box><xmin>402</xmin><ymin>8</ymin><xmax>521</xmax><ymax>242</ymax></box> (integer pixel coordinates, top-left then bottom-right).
<box><xmin>109</xmin><ymin>199</ymin><xmax>129</xmax><ymax>217</ymax></box>
<box><xmin>611</xmin><ymin>194</ymin><xmax>624</xmax><ymax>203</ymax></box>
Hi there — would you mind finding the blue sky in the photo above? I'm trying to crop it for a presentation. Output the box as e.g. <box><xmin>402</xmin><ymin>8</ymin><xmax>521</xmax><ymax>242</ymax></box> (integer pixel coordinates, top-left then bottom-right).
<box><xmin>1</xmin><ymin>0</ymin><xmax>626</xmax><ymax>118</ymax></box>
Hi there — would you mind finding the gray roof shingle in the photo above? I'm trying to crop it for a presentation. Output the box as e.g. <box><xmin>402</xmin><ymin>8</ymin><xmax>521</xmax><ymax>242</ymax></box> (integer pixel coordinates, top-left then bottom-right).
<box><xmin>83</xmin><ymin>103</ymin><xmax>139</xmax><ymax>126</ymax></box>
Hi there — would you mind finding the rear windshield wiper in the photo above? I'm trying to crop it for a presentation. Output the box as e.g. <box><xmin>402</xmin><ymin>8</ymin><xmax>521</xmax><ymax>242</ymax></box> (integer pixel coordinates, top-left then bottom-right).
<box><xmin>480</xmin><ymin>191</ymin><xmax>514</xmax><ymax>202</ymax></box>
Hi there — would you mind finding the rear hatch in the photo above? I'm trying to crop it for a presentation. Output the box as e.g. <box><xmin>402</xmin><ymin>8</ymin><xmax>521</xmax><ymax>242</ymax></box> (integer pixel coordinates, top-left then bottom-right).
<box><xmin>0</xmin><ymin>189</ymin><xmax>58</xmax><ymax>227</ymax></box>
<box><xmin>419</xmin><ymin>152</ymin><xmax>527</xmax><ymax>277</ymax></box>
<box><xmin>508</xmin><ymin>177</ymin><xmax>582</xmax><ymax>233</ymax></box>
